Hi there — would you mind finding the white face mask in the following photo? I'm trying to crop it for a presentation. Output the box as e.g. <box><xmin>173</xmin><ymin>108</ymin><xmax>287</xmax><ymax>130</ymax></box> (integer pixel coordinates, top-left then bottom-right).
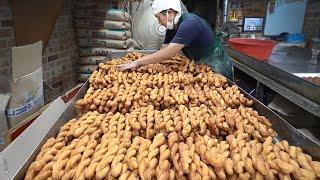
<box><xmin>166</xmin><ymin>10</ymin><xmax>174</xmax><ymax>30</ymax></box>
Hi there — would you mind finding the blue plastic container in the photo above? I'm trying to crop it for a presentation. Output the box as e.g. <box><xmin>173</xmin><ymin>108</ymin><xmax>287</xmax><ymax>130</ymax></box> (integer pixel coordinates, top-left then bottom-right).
<box><xmin>285</xmin><ymin>34</ymin><xmax>305</xmax><ymax>43</ymax></box>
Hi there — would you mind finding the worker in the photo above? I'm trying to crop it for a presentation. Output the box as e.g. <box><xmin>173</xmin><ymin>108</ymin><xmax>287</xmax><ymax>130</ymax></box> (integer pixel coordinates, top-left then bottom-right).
<box><xmin>118</xmin><ymin>0</ymin><xmax>233</xmax><ymax>80</ymax></box>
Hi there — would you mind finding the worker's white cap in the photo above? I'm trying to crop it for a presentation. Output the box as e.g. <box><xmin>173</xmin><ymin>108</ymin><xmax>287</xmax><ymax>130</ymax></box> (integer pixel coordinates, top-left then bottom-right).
<box><xmin>151</xmin><ymin>0</ymin><xmax>182</xmax><ymax>15</ymax></box>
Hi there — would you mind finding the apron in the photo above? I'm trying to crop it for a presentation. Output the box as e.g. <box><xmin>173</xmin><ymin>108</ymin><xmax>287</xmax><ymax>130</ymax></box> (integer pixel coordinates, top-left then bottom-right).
<box><xmin>178</xmin><ymin>13</ymin><xmax>234</xmax><ymax>80</ymax></box>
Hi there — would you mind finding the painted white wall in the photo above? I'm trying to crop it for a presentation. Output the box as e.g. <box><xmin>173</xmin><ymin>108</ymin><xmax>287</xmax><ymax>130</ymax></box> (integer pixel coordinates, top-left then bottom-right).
<box><xmin>264</xmin><ymin>0</ymin><xmax>307</xmax><ymax>36</ymax></box>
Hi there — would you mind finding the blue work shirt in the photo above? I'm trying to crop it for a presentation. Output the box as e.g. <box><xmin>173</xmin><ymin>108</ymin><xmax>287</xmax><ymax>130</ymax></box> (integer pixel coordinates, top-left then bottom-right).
<box><xmin>164</xmin><ymin>13</ymin><xmax>216</xmax><ymax>61</ymax></box>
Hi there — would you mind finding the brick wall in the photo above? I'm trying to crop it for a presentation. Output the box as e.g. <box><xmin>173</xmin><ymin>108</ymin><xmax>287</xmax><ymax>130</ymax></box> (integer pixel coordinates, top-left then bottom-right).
<box><xmin>302</xmin><ymin>0</ymin><xmax>320</xmax><ymax>40</ymax></box>
<box><xmin>0</xmin><ymin>0</ymin><xmax>14</xmax><ymax>82</ymax></box>
<box><xmin>0</xmin><ymin>0</ymin><xmax>79</xmax><ymax>103</ymax></box>
<box><xmin>42</xmin><ymin>0</ymin><xmax>79</xmax><ymax>103</ymax></box>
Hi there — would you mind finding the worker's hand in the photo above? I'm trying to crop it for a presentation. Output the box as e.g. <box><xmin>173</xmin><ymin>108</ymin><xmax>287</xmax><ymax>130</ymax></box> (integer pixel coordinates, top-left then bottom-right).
<box><xmin>118</xmin><ymin>61</ymin><xmax>140</xmax><ymax>71</ymax></box>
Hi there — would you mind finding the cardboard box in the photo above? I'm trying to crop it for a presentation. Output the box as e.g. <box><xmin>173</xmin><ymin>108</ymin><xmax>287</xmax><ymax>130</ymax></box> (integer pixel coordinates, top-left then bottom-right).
<box><xmin>0</xmin><ymin>94</ymin><xmax>10</xmax><ymax>150</ymax></box>
<box><xmin>0</xmin><ymin>97</ymin><xmax>67</xmax><ymax>179</ymax></box>
<box><xmin>5</xmin><ymin>41</ymin><xmax>44</xmax><ymax>128</ymax></box>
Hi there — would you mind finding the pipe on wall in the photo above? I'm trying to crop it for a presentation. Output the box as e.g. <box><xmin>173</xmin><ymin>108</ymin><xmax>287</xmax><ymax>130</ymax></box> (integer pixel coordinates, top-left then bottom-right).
<box><xmin>223</xmin><ymin>0</ymin><xmax>228</xmax><ymax>23</ymax></box>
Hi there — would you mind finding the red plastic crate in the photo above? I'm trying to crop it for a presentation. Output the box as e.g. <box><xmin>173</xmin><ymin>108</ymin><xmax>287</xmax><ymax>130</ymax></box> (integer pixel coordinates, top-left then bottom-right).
<box><xmin>229</xmin><ymin>38</ymin><xmax>277</xmax><ymax>61</ymax></box>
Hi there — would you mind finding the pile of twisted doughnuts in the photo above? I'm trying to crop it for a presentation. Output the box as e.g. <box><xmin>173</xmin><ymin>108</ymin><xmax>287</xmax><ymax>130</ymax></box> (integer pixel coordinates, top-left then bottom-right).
<box><xmin>25</xmin><ymin>52</ymin><xmax>320</xmax><ymax>180</ymax></box>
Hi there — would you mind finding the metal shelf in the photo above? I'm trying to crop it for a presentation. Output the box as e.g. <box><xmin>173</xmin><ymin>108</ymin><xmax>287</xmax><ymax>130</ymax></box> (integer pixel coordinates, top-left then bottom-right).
<box><xmin>228</xmin><ymin>47</ymin><xmax>320</xmax><ymax>117</ymax></box>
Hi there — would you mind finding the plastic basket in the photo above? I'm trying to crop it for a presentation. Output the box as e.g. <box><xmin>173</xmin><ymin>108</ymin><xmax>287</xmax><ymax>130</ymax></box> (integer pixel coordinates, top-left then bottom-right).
<box><xmin>229</xmin><ymin>38</ymin><xmax>277</xmax><ymax>61</ymax></box>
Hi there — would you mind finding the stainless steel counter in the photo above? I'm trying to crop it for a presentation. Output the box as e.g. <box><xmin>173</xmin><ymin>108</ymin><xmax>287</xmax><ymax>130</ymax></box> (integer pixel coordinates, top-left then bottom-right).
<box><xmin>227</xmin><ymin>46</ymin><xmax>320</xmax><ymax>117</ymax></box>
<box><xmin>270</xmin><ymin>46</ymin><xmax>320</xmax><ymax>73</ymax></box>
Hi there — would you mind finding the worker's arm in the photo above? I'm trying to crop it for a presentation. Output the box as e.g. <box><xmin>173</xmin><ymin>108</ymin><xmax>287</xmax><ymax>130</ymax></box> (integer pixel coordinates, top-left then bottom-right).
<box><xmin>138</xmin><ymin>43</ymin><xmax>184</xmax><ymax>66</ymax></box>
<box><xmin>118</xmin><ymin>43</ymin><xmax>184</xmax><ymax>71</ymax></box>
<box><xmin>161</xmin><ymin>44</ymin><xmax>168</xmax><ymax>49</ymax></box>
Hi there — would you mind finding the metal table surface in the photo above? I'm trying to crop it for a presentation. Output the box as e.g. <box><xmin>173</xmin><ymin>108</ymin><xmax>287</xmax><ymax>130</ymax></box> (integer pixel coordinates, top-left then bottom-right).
<box><xmin>269</xmin><ymin>46</ymin><xmax>320</xmax><ymax>73</ymax></box>
<box><xmin>227</xmin><ymin>47</ymin><xmax>320</xmax><ymax>117</ymax></box>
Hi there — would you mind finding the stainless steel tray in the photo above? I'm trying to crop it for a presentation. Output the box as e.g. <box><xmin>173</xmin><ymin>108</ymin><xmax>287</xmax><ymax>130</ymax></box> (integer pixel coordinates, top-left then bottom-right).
<box><xmin>293</xmin><ymin>73</ymin><xmax>320</xmax><ymax>84</ymax></box>
<box><xmin>293</xmin><ymin>73</ymin><xmax>320</xmax><ymax>78</ymax></box>
<box><xmin>227</xmin><ymin>47</ymin><xmax>320</xmax><ymax>104</ymax></box>
<box><xmin>1</xmin><ymin>52</ymin><xmax>319</xmax><ymax>180</ymax></box>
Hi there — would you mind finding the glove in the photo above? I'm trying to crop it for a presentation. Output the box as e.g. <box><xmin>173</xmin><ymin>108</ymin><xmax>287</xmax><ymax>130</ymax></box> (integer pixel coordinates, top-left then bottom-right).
<box><xmin>118</xmin><ymin>61</ymin><xmax>140</xmax><ymax>71</ymax></box>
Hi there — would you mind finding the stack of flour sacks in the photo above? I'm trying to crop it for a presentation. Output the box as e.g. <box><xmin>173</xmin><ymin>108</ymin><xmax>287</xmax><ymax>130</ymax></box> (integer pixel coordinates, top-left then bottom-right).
<box><xmin>74</xmin><ymin>7</ymin><xmax>133</xmax><ymax>82</ymax></box>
